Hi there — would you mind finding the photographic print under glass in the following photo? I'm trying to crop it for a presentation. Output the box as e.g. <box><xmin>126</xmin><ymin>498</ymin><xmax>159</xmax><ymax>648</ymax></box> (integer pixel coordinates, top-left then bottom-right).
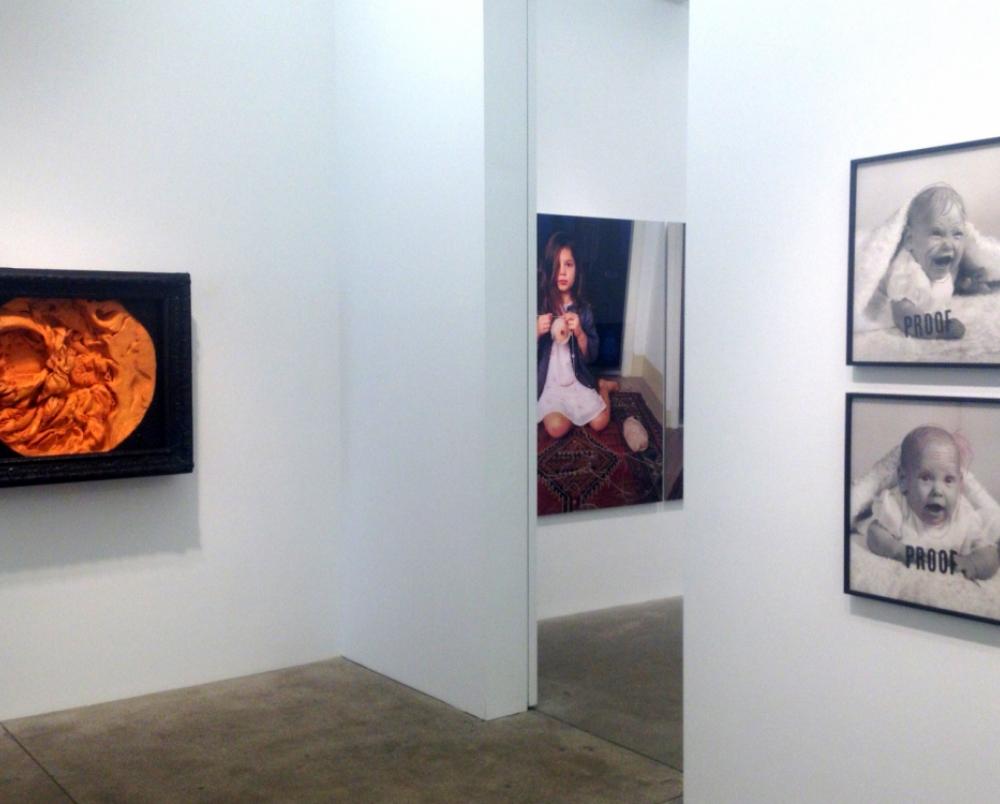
<box><xmin>536</xmin><ymin>213</ymin><xmax>684</xmax><ymax>515</ymax></box>
<box><xmin>849</xmin><ymin>135</ymin><xmax>1000</xmax><ymax>367</ymax></box>
<box><xmin>846</xmin><ymin>393</ymin><xmax>1000</xmax><ymax>626</ymax></box>
<box><xmin>0</xmin><ymin>268</ymin><xmax>193</xmax><ymax>487</ymax></box>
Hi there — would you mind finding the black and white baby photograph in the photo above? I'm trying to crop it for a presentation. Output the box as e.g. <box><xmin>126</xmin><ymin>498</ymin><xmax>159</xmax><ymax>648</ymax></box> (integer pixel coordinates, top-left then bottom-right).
<box><xmin>849</xmin><ymin>136</ymin><xmax>1000</xmax><ymax>366</ymax></box>
<box><xmin>846</xmin><ymin>393</ymin><xmax>1000</xmax><ymax>625</ymax></box>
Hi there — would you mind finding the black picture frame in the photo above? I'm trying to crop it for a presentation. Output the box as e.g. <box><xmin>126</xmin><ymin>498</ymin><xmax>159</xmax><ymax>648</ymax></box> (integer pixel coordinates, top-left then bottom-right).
<box><xmin>845</xmin><ymin>392</ymin><xmax>1000</xmax><ymax>627</ymax></box>
<box><xmin>848</xmin><ymin>134</ymin><xmax>1000</xmax><ymax>368</ymax></box>
<box><xmin>0</xmin><ymin>267</ymin><xmax>193</xmax><ymax>487</ymax></box>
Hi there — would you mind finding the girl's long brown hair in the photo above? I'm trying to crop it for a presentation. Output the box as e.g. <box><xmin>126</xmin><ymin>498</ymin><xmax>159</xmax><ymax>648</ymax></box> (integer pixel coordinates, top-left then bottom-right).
<box><xmin>539</xmin><ymin>231</ymin><xmax>586</xmax><ymax>315</ymax></box>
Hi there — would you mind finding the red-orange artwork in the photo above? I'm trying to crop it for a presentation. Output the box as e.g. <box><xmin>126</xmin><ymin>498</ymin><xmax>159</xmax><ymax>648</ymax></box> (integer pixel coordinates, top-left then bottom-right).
<box><xmin>0</xmin><ymin>298</ymin><xmax>156</xmax><ymax>456</ymax></box>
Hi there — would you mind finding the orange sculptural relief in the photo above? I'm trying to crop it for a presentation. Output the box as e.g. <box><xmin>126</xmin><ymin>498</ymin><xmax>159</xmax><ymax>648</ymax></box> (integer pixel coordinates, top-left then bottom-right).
<box><xmin>0</xmin><ymin>298</ymin><xmax>156</xmax><ymax>456</ymax></box>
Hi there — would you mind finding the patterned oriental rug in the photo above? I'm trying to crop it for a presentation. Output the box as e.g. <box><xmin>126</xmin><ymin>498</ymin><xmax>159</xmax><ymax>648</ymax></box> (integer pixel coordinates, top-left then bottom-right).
<box><xmin>537</xmin><ymin>391</ymin><xmax>667</xmax><ymax>515</ymax></box>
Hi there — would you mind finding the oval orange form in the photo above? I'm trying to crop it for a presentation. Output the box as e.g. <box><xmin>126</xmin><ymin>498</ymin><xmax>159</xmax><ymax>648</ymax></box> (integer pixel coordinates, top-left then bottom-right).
<box><xmin>0</xmin><ymin>298</ymin><xmax>156</xmax><ymax>456</ymax></box>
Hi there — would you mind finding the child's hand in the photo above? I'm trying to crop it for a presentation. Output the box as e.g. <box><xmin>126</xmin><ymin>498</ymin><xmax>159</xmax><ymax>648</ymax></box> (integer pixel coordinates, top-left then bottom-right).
<box><xmin>537</xmin><ymin>314</ymin><xmax>552</xmax><ymax>338</ymax></box>
<box><xmin>955</xmin><ymin>546</ymin><xmax>1000</xmax><ymax>581</ymax></box>
<box><xmin>564</xmin><ymin>312</ymin><xmax>580</xmax><ymax>334</ymax></box>
<box><xmin>955</xmin><ymin>264</ymin><xmax>991</xmax><ymax>295</ymax></box>
<box><xmin>891</xmin><ymin>299</ymin><xmax>965</xmax><ymax>340</ymax></box>
<box><xmin>942</xmin><ymin>317</ymin><xmax>966</xmax><ymax>339</ymax></box>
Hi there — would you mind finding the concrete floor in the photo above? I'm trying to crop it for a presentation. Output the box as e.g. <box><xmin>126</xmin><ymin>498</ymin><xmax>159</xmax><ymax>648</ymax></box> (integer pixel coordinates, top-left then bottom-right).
<box><xmin>538</xmin><ymin>597</ymin><xmax>682</xmax><ymax>771</ymax></box>
<box><xmin>2</xmin><ymin>656</ymin><xmax>682</xmax><ymax>803</ymax></box>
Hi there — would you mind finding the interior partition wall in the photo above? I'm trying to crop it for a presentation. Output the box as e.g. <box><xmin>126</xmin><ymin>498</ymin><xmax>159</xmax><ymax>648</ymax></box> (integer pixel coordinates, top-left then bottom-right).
<box><xmin>0</xmin><ymin>0</ymin><xmax>532</xmax><ymax>726</ymax></box>
<box><xmin>0</xmin><ymin>1</ymin><xmax>341</xmax><ymax>720</ymax></box>
<box><xmin>534</xmin><ymin>0</ymin><xmax>688</xmax><ymax>619</ymax></box>
<box><xmin>1</xmin><ymin>0</ymin><xmax>685</xmax><ymax>726</ymax></box>
<box><xmin>334</xmin><ymin>1</ymin><xmax>531</xmax><ymax>720</ymax></box>
<box><xmin>685</xmin><ymin>1</ymin><xmax>1000</xmax><ymax>800</ymax></box>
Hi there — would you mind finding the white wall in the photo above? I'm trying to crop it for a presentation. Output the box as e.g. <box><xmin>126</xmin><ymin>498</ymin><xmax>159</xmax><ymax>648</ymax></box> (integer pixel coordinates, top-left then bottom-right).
<box><xmin>0</xmin><ymin>1</ymin><xmax>340</xmax><ymax>719</ymax></box>
<box><xmin>535</xmin><ymin>0</ymin><xmax>688</xmax><ymax>619</ymax></box>
<box><xmin>666</xmin><ymin>222</ymin><xmax>685</xmax><ymax>425</ymax></box>
<box><xmin>686</xmin><ymin>2</ymin><xmax>1000</xmax><ymax>800</ymax></box>
<box><xmin>334</xmin><ymin>1</ymin><xmax>529</xmax><ymax>719</ymax></box>
<box><xmin>622</xmin><ymin>221</ymin><xmax>668</xmax><ymax>414</ymax></box>
<box><xmin>536</xmin><ymin>0</ymin><xmax>687</xmax><ymax>222</ymax></box>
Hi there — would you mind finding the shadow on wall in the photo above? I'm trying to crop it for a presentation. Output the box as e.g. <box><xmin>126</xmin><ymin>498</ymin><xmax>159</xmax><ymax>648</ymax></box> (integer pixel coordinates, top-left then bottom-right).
<box><xmin>851</xmin><ymin>366</ymin><xmax>1000</xmax><ymax>389</ymax></box>
<box><xmin>849</xmin><ymin>595</ymin><xmax>1000</xmax><ymax>650</ymax></box>
<box><xmin>538</xmin><ymin>493</ymin><xmax>682</xmax><ymax>527</ymax></box>
<box><xmin>0</xmin><ymin>320</ymin><xmax>202</xmax><ymax>577</ymax></box>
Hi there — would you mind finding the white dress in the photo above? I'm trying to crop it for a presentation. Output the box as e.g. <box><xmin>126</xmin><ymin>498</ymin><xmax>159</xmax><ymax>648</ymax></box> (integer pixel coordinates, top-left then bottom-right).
<box><xmin>537</xmin><ymin>338</ymin><xmax>606</xmax><ymax>426</ymax></box>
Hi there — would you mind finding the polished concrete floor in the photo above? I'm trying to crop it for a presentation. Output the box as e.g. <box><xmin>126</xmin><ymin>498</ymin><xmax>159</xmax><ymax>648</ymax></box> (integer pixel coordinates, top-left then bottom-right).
<box><xmin>2</xmin><ymin>646</ymin><xmax>682</xmax><ymax>803</ymax></box>
<box><xmin>538</xmin><ymin>597</ymin><xmax>682</xmax><ymax>771</ymax></box>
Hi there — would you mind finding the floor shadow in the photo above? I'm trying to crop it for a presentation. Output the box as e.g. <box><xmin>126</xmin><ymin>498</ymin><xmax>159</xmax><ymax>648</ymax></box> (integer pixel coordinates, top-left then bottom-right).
<box><xmin>536</xmin><ymin>596</ymin><xmax>682</xmax><ymax>771</ymax></box>
<box><xmin>5</xmin><ymin>658</ymin><xmax>682</xmax><ymax>804</ymax></box>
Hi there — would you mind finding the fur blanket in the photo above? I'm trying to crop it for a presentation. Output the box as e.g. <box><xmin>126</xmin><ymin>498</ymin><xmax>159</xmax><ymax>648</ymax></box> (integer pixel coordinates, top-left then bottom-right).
<box><xmin>849</xmin><ymin>530</ymin><xmax>1000</xmax><ymax>621</ymax></box>
<box><xmin>852</xmin><ymin>200</ymin><xmax>1000</xmax><ymax>363</ymax></box>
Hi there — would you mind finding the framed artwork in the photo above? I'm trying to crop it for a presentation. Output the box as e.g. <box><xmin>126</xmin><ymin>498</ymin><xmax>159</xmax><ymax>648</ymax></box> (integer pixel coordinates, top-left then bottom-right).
<box><xmin>848</xmin><ymin>135</ymin><xmax>1000</xmax><ymax>367</ymax></box>
<box><xmin>0</xmin><ymin>267</ymin><xmax>193</xmax><ymax>487</ymax></box>
<box><xmin>535</xmin><ymin>213</ymin><xmax>684</xmax><ymax>515</ymax></box>
<box><xmin>846</xmin><ymin>392</ymin><xmax>1000</xmax><ymax>626</ymax></box>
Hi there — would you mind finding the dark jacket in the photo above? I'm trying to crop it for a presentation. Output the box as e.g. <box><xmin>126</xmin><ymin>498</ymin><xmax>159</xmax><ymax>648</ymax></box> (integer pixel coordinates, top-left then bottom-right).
<box><xmin>537</xmin><ymin>303</ymin><xmax>600</xmax><ymax>399</ymax></box>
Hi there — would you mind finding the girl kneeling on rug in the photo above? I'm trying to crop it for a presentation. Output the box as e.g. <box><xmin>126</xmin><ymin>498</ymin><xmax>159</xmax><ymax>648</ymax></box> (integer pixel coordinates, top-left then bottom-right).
<box><xmin>536</xmin><ymin>231</ymin><xmax>617</xmax><ymax>439</ymax></box>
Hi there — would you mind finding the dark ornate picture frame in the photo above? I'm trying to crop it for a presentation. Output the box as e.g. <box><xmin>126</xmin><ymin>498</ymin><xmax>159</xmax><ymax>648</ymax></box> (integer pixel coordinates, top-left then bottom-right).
<box><xmin>848</xmin><ymin>135</ymin><xmax>1000</xmax><ymax>368</ymax></box>
<box><xmin>845</xmin><ymin>392</ymin><xmax>1000</xmax><ymax>627</ymax></box>
<box><xmin>0</xmin><ymin>267</ymin><xmax>193</xmax><ymax>487</ymax></box>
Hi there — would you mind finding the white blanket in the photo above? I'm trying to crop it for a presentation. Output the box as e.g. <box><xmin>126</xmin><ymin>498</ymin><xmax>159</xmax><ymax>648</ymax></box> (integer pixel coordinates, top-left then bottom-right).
<box><xmin>849</xmin><ymin>531</ymin><xmax>1000</xmax><ymax>621</ymax></box>
<box><xmin>853</xmin><ymin>291</ymin><xmax>1000</xmax><ymax>363</ymax></box>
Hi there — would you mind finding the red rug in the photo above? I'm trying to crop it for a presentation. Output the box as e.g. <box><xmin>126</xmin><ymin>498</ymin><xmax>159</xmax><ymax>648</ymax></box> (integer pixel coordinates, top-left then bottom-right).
<box><xmin>537</xmin><ymin>391</ymin><xmax>665</xmax><ymax>515</ymax></box>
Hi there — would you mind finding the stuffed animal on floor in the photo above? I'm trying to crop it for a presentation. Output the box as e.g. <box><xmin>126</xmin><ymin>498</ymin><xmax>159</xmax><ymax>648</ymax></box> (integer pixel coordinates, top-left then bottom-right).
<box><xmin>622</xmin><ymin>415</ymin><xmax>648</xmax><ymax>453</ymax></box>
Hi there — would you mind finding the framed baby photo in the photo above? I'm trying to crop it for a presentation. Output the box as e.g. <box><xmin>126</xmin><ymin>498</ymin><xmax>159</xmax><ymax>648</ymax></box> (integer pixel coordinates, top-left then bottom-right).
<box><xmin>535</xmin><ymin>213</ymin><xmax>684</xmax><ymax>515</ymax></box>
<box><xmin>848</xmin><ymin>134</ymin><xmax>1000</xmax><ymax>367</ymax></box>
<box><xmin>845</xmin><ymin>392</ymin><xmax>1000</xmax><ymax>627</ymax></box>
<box><xmin>0</xmin><ymin>267</ymin><xmax>193</xmax><ymax>488</ymax></box>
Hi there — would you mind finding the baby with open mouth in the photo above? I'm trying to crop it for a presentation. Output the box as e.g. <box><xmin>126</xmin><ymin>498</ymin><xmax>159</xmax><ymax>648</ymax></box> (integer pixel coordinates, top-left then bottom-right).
<box><xmin>865</xmin><ymin>425</ymin><xmax>1000</xmax><ymax>580</ymax></box>
<box><xmin>881</xmin><ymin>184</ymin><xmax>987</xmax><ymax>340</ymax></box>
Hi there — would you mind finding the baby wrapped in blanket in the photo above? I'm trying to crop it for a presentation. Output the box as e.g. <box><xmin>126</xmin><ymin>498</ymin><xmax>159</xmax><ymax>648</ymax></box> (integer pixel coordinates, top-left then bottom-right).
<box><xmin>856</xmin><ymin>184</ymin><xmax>1000</xmax><ymax>340</ymax></box>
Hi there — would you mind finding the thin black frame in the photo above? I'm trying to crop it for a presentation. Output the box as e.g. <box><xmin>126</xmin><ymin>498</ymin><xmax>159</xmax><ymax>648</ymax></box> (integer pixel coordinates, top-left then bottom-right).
<box><xmin>847</xmin><ymin>134</ymin><xmax>1000</xmax><ymax>368</ymax></box>
<box><xmin>0</xmin><ymin>267</ymin><xmax>193</xmax><ymax>488</ymax></box>
<box><xmin>845</xmin><ymin>391</ymin><xmax>1000</xmax><ymax>627</ymax></box>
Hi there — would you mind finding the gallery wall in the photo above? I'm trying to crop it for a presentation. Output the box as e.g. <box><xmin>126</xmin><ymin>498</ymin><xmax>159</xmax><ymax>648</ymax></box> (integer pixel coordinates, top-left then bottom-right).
<box><xmin>621</xmin><ymin>222</ymin><xmax>668</xmax><ymax>413</ymax></box>
<box><xmin>0</xmin><ymin>1</ymin><xmax>340</xmax><ymax>719</ymax></box>
<box><xmin>535</xmin><ymin>0</ymin><xmax>688</xmax><ymax>618</ymax></box>
<box><xmin>686</xmin><ymin>1</ymin><xmax>1000</xmax><ymax>799</ymax></box>
<box><xmin>334</xmin><ymin>1</ymin><xmax>530</xmax><ymax>719</ymax></box>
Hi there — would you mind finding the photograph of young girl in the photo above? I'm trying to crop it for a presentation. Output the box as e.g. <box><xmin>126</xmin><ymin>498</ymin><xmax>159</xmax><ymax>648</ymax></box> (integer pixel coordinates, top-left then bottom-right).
<box><xmin>536</xmin><ymin>213</ymin><xmax>684</xmax><ymax>515</ymax></box>
<box><xmin>846</xmin><ymin>394</ymin><xmax>1000</xmax><ymax>625</ymax></box>
<box><xmin>850</xmin><ymin>136</ymin><xmax>1000</xmax><ymax>366</ymax></box>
